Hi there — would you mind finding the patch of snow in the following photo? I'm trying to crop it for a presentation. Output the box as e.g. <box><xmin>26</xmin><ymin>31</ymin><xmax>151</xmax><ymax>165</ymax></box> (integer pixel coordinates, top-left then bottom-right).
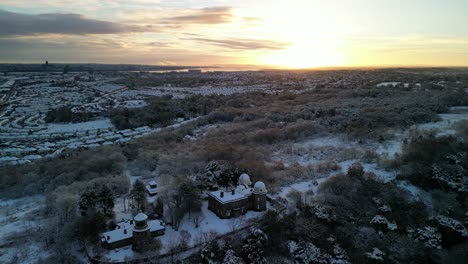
<box><xmin>414</xmin><ymin>113</ymin><xmax>468</xmax><ymax>136</ymax></box>
<box><xmin>370</xmin><ymin>215</ymin><xmax>397</xmax><ymax>231</ymax></box>
<box><xmin>413</xmin><ymin>226</ymin><xmax>442</xmax><ymax>249</ymax></box>
<box><xmin>376</xmin><ymin>82</ymin><xmax>401</xmax><ymax>87</ymax></box>
<box><xmin>102</xmin><ymin>245</ymin><xmax>134</xmax><ymax>262</ymax></box>
<box><xmin>276</xmin><ymin>178</ymin><xmax>325</xmax><ymax>200</ymax></box>
<box><xmin>366</xmin><ymin>248</ymin><xmax>385</xmax><ymax>261</ymax></box>
<box><xmin>339</xmin><ymin>160</ymin><xmax>396</xmax><ymax>183</ymax></box>
<box><xmin>376</xmin><ymin>140</ymin><xmax>401</xmax><ymax>158</ymax></box>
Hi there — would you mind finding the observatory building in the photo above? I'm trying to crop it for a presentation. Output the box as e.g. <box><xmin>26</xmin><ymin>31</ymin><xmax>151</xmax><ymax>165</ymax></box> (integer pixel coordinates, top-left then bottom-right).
<box><xmin>208</xmin><ymin>173</ymin><xmax>267</xmax><ymax>218</ymax></box>
<box><xmin>101</xmin><ymin>212</ymin><xmax>165</xmax><ymax>249</ymax></box>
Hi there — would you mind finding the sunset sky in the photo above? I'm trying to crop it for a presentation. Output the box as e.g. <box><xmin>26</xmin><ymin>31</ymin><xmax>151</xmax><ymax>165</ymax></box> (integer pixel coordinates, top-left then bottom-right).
<box><xmin>0</xmin><ymin>0</ymin><xmax>467</xmax><ymax>68</ymax></box>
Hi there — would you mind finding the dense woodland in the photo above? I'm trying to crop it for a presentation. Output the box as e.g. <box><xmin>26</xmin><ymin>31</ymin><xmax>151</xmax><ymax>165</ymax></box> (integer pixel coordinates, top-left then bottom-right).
<box><xmin>1</xmin><ymin>69</ymin><xmax>468</xmax><ymax>263</ymax></box>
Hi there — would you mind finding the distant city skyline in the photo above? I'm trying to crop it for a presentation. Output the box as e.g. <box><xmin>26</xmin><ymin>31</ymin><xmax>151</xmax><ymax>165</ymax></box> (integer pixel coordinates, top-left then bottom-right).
<box><xmin>1</xmin><ymin>0</ymin><xmax>467</xmax><ymax>68</ymax></box>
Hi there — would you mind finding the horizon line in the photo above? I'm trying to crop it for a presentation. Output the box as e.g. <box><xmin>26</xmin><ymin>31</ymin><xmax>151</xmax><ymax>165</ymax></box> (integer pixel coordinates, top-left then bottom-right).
<box><xmin>1</xmin><ymin>62</ymin><xmax>468</xmax><ymax>71</ymax></box>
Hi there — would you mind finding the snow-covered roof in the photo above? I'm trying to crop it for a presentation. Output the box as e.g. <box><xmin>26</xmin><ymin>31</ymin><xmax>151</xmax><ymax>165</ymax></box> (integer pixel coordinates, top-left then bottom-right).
<box><xmin>148</xmin><ymin>181</ymin><xmax>157</xmax><ymax>186</ymax></box>
<box><xmin>253</xmin><ymin>181</ymin><xmax>267</xmax><ymax>194</ymax></box>
<box><xmin>102</xmin><ymin>221</ymin><xmax>132</xmax><ymax>244</ymax></box>
<box><xmin>146</xmin><ymin>181</ymin><xmax>158</xmax><ymax>194</ymax></box>
<box><xmin>134</xmin><ymin>212</ymin><xmax>148</xmax><ymax>222</ymax></box>
<box><xmin>0</xmin><ymin>156</ymin><xmax>17</xmax><ymax>161</ymax></box>
<box><xmin>208</xmin><ymin>185</ymin><xmax>252</xmax><ymax>204</ymax></box>
<box><xmin>149</xmin><ymin>220</ymin><xmax>165</xmax><ymax>232</ymax></box>
<box><xmin>101</xmin><ymin>219</ymin><xmax>165</xmax><ymax>244</ymax></box>
<box><xmin>238</xmin><ymin>173</ymin><xmax>252</xmax><ymax>186</ymax></box>
<box><xmin>23</xmin><ymin>154</ymin><xmax>42</xmax><ymax>160</ymax></box>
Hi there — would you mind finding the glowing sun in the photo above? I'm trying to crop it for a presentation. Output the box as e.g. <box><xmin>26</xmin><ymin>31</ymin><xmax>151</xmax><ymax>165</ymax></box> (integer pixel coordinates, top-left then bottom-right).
<box><xmin>262</xmin><ymin>43</ymin><xmax>343</xmax><ymax>69</ymax></box>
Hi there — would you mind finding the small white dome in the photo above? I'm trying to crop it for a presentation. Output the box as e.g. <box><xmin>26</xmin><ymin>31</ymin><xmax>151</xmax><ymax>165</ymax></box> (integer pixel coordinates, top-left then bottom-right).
<box><xmin>134</xmin><ymin>212</ymin><xmax>148</xmax><ymax>222</ymax></box>
<box><xmin>253</xmin><ymin>181</ymin><xmax>267</xmax><ymax>194</ymax></box>
<box><xmin>238</xmin><ymin>173</ymin><xmax>252</xmax><ymax>186</ymax></box>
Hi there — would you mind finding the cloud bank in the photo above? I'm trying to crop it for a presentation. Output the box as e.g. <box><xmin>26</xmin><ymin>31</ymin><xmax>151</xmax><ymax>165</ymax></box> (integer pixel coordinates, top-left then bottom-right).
<box><xmin>161</xmin><ymin>7</ymin><xmax>233</xmax><ymax>24</ymax></box>
<box><xmin>0</xmin><ymin>9</ymin><xmax>149</xmax><ymax>36</ymax></box>
<box><xmin>187</xmin><ymin>37</ymin><xmax>289</xmax><ymax>50</ymax></box>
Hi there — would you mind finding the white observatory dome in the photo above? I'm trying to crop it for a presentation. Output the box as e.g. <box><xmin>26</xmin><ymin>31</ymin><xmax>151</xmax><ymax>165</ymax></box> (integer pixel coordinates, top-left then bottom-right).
<box><xmin>238</xmin><ymin>173</ymin><xmax>252</xmax><ymax>186</ymax></box>
<box><xmin>253</xmin><ymin>181</ymin><xmax>267</xmax><ymax>194</ymax></box>
<box><xmin>134</xmin><ymin>212</ymin><xmax>148</xmax><ymax>222</ymax></box>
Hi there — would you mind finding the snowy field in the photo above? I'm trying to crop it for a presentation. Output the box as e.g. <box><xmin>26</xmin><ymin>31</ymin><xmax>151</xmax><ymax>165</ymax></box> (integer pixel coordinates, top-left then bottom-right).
<box><xmin>413</xmin><ymin>110</ymin><xmax>468</xmax><ymax>137</ymax></box>
<box><xmin>0</xmin><ymin>196</ymin><xmax>49</xmax><ymax>264</ymax></box>
<box><xmin>269</xmin><ymin>107</ymin><xmax>468</xmax><ymax>209</ymax></box>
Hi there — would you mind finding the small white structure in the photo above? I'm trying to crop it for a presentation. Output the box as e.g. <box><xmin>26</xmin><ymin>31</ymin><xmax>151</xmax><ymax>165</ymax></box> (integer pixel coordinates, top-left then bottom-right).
<box><xmin>146</xmin><ymin>181</ymin><xmax>158</xmax><ymax>196</ymax></box>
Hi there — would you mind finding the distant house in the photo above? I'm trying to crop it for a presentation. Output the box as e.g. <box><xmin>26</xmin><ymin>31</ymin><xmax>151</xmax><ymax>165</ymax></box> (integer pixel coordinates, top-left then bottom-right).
<box><xmin>146</xmin><ymin>181</ymin><xmax>158</xmax><ymax>196</ymax></box>
<box><xmin>208</xmin><ymin>174</ymin><xmax>267</xmax><ymax>218</ymax></box>
<box><xmin>101</xmin><ymin>212</ymin><xmax>165</xmax><ymax>249</ymax></box>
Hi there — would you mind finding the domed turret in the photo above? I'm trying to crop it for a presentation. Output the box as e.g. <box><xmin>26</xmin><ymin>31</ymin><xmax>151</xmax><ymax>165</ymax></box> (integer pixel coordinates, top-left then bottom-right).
<box><xmin>132</xmin><ymin>212</ymin><xmax>151</xmax><ymax>250</ymax></box>
<box><xmin>134</xmin><ymin>212</ymin><xmax>148</xmax><ymax>222</ymax></box>
<box><xmin>253</xmin><ymin>181</ymin><xmax>267</xmax><ymax>194</ymax></box>
<box><xmin>238</xmin><ymin>173</ymin><xmax>252</xmax><ymax>187</ymax></box>
<box><xmin>252</xmin><ymin>181</ymin><xmax>267</xmax><ymax>211</ymax></box>
<box><xmin>133</xmin><ymin>212</ymin><xmax>149</xmax><ymax>231</ymax></box>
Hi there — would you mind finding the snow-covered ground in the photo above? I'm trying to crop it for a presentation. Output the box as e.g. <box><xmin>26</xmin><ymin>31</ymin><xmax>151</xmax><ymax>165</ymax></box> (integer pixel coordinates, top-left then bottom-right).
<box><xmin>276</xmin><ymin>178</ymin><xmax>327</xmax><ymax>200</ymax></box>
<box><xmin>101</xmin><ymin>200</ymin><xmax>267</xmax><ymax>262</ymax></box>
<box><xmin>376</xmin><ymin>139</ymin><xmax>401</xmax><ymax>158</ymax></box>
<box><xmin>44</xmin><ymin>119</ymin><xmax>114</xmax><ymax>133</ymax></box>
<box><xmin>103</xmin><ymin>245</ymin><xmax>135</xmax><ymax>262</ymax></box>
<box><xmin>102</xmin><ymin>104</ymin><xmax>467</xmax><ymax>262</ymax></box>
<box><xmin>0</xmin><ymin>196</ymin><xmax>49</xmax><ymax>264</ymax></box>
<box><xmin>163</xmin><ymin>201</ymin><xmax>265</xmax><ymax>249</ymax></box>
<box><xmin>414</xmin><ymin>112</ymin><xmax>468</xmax><ymax>136</ymax></box>
<box><xmin>339</xmin><ymin>160</ymin><xmax>397</xmax><ymax>183</ymax></box>
<box><xmin>272</xmin><ymin>104</ymin><xmax>468</xmax><ymax>208</ymax></box>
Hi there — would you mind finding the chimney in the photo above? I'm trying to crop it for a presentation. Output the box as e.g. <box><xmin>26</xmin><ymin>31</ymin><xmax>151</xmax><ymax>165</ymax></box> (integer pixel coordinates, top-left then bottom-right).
<box><xmin>232</xmin><ymin>189</ymin><xmax>235</xmax><ymax>195</ymax></box>
<box><xmin>220</xmin><ymin>191</ymin><xmax>224</xmax><ymax>198</ymax></box>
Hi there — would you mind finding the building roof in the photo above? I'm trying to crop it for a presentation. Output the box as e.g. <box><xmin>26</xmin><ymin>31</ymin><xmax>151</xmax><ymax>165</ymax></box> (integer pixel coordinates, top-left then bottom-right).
<box><xmin>148</xmin><ymin>181</ymin><xmax>157</xmax><ymax>186</ymax></box>
<box><xmin>253</xmin><ymin>181</ymin><xmax>267</xmax><ymax>194</ymax></box>
<box><xmin>102</xmin><ymin>221</ymin><xmax>132</xmax><ymax>244</ymax></box>
<box><xmin>145</xmin><ymin>181</ymin><xmax>158</xmax><ymax>194</ymax></box>
<box><xmin>237</xmin><ymin>173</ymin><xmax>252</xmax><ymax>186</ymax></box>
<box><xmin>101</xmin><ymin>220</ymin><xmax>165</xmax><ymax>244</ymax></box>
<box><xmin>208</xmin><ymin>188</ymin><xmax>250</xmax><ymax>203</ymax></box>
<box><xmin>134</xmin><ymin>212</ymin><xmax>148</xmax><ymax>222</ymax></box>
